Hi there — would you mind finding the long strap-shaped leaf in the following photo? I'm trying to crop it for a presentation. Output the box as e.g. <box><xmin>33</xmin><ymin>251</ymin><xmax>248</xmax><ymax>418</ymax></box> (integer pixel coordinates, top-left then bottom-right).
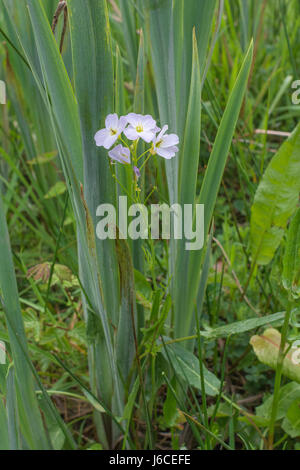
<box><xmin>175</xmin><ymin>40</ymin><xmax>253</xmax><ymax>338</ymax></box>
<box><xmin>173</xmin><ymin>31</ymin><xmax>201</xmax><ymax>338</ymax></box>
<box><xmin>145</xmin><ymin>0</ymin><xmax>178</xmax><ymax>204</ymax></box>
<box><xmin>0</xmin><ymin>194</ymin><xmax>50</xmax><ymax>449</ymax></box>
<box><xmin>68</xmin><ymin>0</ymin><xmax>134</xmax><ymax>443</ymax></box>
<box><xmin>21</xmin><ymin>0</ymin><xmax>124</xmax><ymax>429</ymax></box>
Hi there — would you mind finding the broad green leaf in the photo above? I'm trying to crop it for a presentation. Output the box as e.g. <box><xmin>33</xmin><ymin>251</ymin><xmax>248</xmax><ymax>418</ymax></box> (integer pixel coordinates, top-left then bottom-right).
<box><xmin>250</xmin><ymin>123</ymin><xmax>300</xmax><ymax>265</ymax></box>
<box><xmin>160</xmin><ymin>341</ymin><xmax>221</xmax><ymax>396</ymax></box>
<box><xmin>282</xmin><ymin>208</ymin><xmax>300</xmax><ymax>297</ymax></box>
<box><xmin>155</xmin><ymin>311</ymin><xmax>285</xmax><ymax>353</ymax></box>
<box><xmin>201</xmin><ymin>311</ymin><xmax>285</xmax><ymax>342</ymax></box>
<box><xmin>282</xmin><ymin>398</ymin><xmax>300</xmax><ymax>437</ymax></box>
<box><xmin>256</xmin><ymin>381</ymin><xmax>300</xmax><ymax>422</ymax></box>
<box><xmin>162</xmin><ymin>381</ymin><xmax>180</xmax><ymax>428</ymax></box>
<box><xmin>250</xmin><ymin>328</ymin><xmax>300</xmax><ymax>383</ymax></box>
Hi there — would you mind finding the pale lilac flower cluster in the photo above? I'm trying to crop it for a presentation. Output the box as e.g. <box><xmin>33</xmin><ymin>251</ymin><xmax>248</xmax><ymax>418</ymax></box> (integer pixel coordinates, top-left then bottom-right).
<box><xmin>94</xmin><ymin>113</ymin><xmax>179</xmax><ymax>169</ymax></box>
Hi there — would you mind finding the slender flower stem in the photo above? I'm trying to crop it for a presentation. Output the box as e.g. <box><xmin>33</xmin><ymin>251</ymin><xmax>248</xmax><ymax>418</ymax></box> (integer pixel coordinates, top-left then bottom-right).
<box><xmin>149</xmin><ymin>238</ymin><xmax>157</xmax><ymax>290</ymax></box>
<box><xmin>112</xmin><ymin>174</ymin><xmax>135</xmax><ymax>203</ymax></box>
<box><xmin>144</xmin><ymin>186</ymin><xmax>157</xmax><ymax>204</ymax></box>
<box><xmin>137</xmin><ymin>148</ymin><xmax>151</xmax><ymax>162</ymax></box>
<box><xmin>133</xmin><ymin>138</ymin><xmax>139</xmax><ymax>162</ymax></box>
<box><xmin>139</xmin><ymin>152</ymin><xmax>152</xmax><ymax>171</ymax></box>
<box><xmin>118</xmin><ymin>136</ymin><xmax>130</xmax><ymax>149</ymax></box>
<box><xmin>268</xmin><ymin>296</ymin><xmax>293</xmax><ymax>449</ymax></box>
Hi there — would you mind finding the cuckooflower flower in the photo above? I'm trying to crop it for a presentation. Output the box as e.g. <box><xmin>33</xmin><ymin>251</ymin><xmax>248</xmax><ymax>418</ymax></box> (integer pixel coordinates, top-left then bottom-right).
<box><xmin>108</xmin><ymin>144</ymin><xmax>130</xmax><ymax>164</ymax></box>
<box><xmin>94</xmin><ymin>114</ymin><xmax>127</xmax><ymax>149</ymax></box>
<box><xmin>152</xmin><ymin>125</ymin><xmax>179</xmax><ymax>159</ymax></box>
<box><xmin>124</xmin><ymin>113</ymin><xmax>157</xmax><ymax>143</ymax></box>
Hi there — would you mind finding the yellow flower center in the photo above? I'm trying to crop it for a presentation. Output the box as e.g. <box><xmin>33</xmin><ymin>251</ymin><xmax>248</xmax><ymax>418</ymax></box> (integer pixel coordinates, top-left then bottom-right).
<box><xmin>110</xmin><ymin>128</ymin><xmax>117</xmax><ymax>135</ymax></box>
<box><xmin>136</xmin><ymin>125</ymin><xmax>143</xmax><ymax>133</ymax></box>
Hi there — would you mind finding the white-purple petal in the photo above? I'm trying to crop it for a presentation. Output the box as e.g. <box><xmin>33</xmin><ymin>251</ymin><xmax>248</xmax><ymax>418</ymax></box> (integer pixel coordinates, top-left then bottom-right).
<box><xmin>103</xmin><ymin>133</ymin><xmax>118</xmax><ymax>149</ymax></box>
<box><xmin>108</xmin><ymin>144</ymin><xmax>130</xmax><ymax>164</ymax></box>
<box><xmin>160</xmin><ymin>133</ymin><xmax>179</xmax><ymax>148</ymax></box>
<box><xmin>126</xmin><ymin>113</ymin><xmax>142</xmax><ymax>126</ymax></box>
<box><xmin>118</xmin><ymin>115</ymin><xmax>128</xmax><ymax>130</ymax></box>
<box><xmin>156</xmin><ymin>147</ymin><xmax>176</xmax><ymax>159</ymax></box>
<box><xmin>94</xmin><ymin>128</ymin><xmax>109</xmax><ymax>146</ymax></box>
<box><xmin>124</xmin><ymin>126</ymin><xmax>139</xmax><ymax>141</ymax></box>
<box><xmin>154</xmin><ymin>125</ymin><xmax>168</xmax><ymax>143</ymax></box>
<box><xmin>142</xmin><ymin>115</ymin><xmax>157</xmax><ymax>130</ymax></box>
<box><xmin>105</xmin><ymin>113</ymin><xmax>118</xmax><ymax>129</ymax></box>
<box><xmin>139</xmin><ymin>130</ymin><xmax>156</xmax><ymax>143</ymax></box>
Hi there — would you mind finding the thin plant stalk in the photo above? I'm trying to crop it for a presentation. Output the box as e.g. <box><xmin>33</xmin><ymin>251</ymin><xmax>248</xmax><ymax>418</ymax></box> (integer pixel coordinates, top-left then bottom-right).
<box><xmin>268</xmin><ymin>296</ymin><xmax>293</xmax><ymax>449</ymax></box>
